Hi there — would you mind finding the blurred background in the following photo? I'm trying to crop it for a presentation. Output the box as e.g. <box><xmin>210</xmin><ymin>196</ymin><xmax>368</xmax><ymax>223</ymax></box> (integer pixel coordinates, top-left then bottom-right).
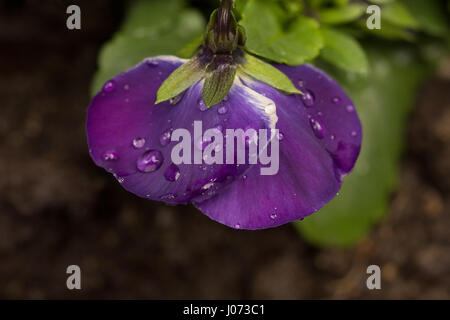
<box><xmin>0</xmin><ymin>0</ymin><xmax>449</xmax><ymax>299</ymax></box>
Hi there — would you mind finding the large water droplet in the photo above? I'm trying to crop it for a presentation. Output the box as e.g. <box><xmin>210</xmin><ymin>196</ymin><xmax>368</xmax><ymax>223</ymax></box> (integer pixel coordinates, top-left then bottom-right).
<box><xmin>132</xmin><ymin>138</ymin><xmax>146</xmax><ymax>149</ymax></box>
<box><xmin>160</xmin><ymin>129</ymin><xmax>172</xmax><ymax>146</ymax></box>
<box><xmin>309</xmin><ymin>118</ymin><xmax>326</xmax><ymax>139</ymax></box>
<box><xmin>137</xmin><ymin>150</ymin><xmax>163</xmax><ymax>173</ymax></box>
<box><xmin>102</xmin><ymin>151</ymin><xmax>118</xmax><ymax>161</ymax></box>
<box><xmin>103</xmin><ymin>80</ymin><xmax>116</xmax><ymax>93</ymax></box>
<box><xmin>301</xmin><ymin>90</ymin><xmax>315</xmax><ymax>107</ymax></box>
<box><xmin>164</xmin><ymin>164</ymin><xmax>181</xmax><ymax>182</ymax></box>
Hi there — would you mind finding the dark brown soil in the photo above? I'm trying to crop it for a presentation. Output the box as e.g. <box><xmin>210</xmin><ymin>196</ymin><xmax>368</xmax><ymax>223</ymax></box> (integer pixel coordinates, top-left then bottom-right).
<box><xmin>0</xmin><ymin>1</ymin><xmax>449</xmax><ymax>299</ymax></box>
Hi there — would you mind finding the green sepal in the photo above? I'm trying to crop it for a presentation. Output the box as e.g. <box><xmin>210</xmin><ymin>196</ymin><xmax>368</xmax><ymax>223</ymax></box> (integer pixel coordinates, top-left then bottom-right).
<box><xmin>202</xmin><ymin>61</ymin><xmax>237</xmax><ymax>107</ymax></box>
<box><xmin>239</xmin><ymin>53</ymin><xmax>302</xmax><ymax>95</ymax></box>
<box><xmin>156</xmin><ymin>58</ymin><xmax>206</xmax><ymax>104</ymax></box>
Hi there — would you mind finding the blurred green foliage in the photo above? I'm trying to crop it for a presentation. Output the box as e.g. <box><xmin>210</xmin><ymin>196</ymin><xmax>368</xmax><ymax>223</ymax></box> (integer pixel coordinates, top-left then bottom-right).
<box><xmin>92</xmin><ymin>0</ymin><xmax>450</xmax><ymax>247</ymax></box>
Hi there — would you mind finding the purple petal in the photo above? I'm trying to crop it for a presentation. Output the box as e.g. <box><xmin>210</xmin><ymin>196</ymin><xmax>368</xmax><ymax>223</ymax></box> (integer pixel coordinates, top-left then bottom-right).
<box><xmin>86</xmin><ymin>56</ymin><xmax>273</xmax><ymax>204</ymax></box>
<box><xmin>195</xmin><ymin>64</ymin><xmax>362</xmax><ymax>229</ymax></box>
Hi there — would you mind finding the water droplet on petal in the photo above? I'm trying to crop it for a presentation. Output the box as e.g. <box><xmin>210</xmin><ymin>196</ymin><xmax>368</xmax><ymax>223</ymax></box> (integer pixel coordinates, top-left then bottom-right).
<box><xmin>160</xmin><ymin>193</ymin><xmax>176</xmax><ymax>200</ymax></box>
<box><xmin>234</xmin><ymin>224</ymin><xmax>241</xmax><ymax>229</ymax></box>
<box><xmin>270</xmin><ymin>213</ymin><xmax>277</xmax><ymax>220</ymax></box>
<box><xmin>346</xmin><ymin>105</ymin><xmax>355</xmax><ymax>112</ymax></box>
<box><xmin>332</xmin><ymin>97</ymin><xmax>340</xmax><ymax>104</ymax></box>
<box><xmin>198</xmin><ymin>99</ymin><xmax>208</xmax><ymax>111</ymax></box>
<box><xmin>137</xmin><ymin>150</ymin><xmax>163</xmax><ymax>173</ymax></box>
<box><xmin>103</xmin><ymin>80</ymin><xmax>116</xmax><ymax>92</ymax></box>
<box><xmin>301</xmin><ymin>90</ymin><xmax>315</xmax><ymax>107</ymax></box>
<box><xmin>132</xmin><ymin>138</ymin><xmax>146</xmax><ymax>149</ymax></box>
<box><xmin>146</xmin><ymin>59</ymin><xmax>159</xmax><ymax>67</ymax></box>
<box><xmin>351</xmin><ymin>131</ymin><xmax>357</xmax><ymax>137</ymax></box>
<box><xmin>277</xmin><ymin>132</ymin><xmax>284</xmax><ymax>141</ymax></box>
<box><xmin>309</xmin><ymin>118</ymin><xmax>326</xmax><ymax>139</ymax></box>
<box><xmin>218</xmin><ymin>106</ymin><xmax>228</xmax><ymax>115</ymax></box>
<box><xmin>124</xmin><ymin>84</ymin><xmax>130</xmax><ymax>90</ymax></box>
<box><xmin>164</xmin><ymin>164</ymin><xmax>181</xmax><ymax>182</ymax></box>
<box><xmin>102</xmin><ymin>151</ymin><xmax>118</xmax><ymax>161</ymax></box>
<box><xmin>202</xmin><ymin>181</ymin><xmax>215</xmax><ymax>190</ymax></box>
<box><xmin>330</xmin><ymin>134</ymin><xmax>335</xmax><ymax>140</ymax></box>
<box><xmin>160</xmin><ymin>129</ymin><xmax>172</xmax><ymax>146</ymax></box>
<box><xmin>242</xmin><ymin>175</ymin><xmax>247</xmax><ymax>180</ymax></box>
<box><xmin>298</xmin><ymin>79</ymin><xmax>305</xmax><ymax>87</ymax></box>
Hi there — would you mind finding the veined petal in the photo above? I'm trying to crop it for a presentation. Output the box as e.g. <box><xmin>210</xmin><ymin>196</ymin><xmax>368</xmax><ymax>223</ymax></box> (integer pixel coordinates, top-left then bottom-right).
<box><xmin>86</xmin><ymin>56</ymin><xmax>275</xmax><ymax>204</ymax></box>
<box><xmin>195</xmin><ymin>64</ymin><xmax>362</xmax><ymax>229</ymax></box>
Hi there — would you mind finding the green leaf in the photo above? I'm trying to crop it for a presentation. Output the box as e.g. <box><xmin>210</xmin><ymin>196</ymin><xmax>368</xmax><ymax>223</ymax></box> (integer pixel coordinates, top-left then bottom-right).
<box><xmin>320</xmin><ymin>28</ymin><xmax>369</xmax><ymax>74</ymax></box>
<box><xmin>239</xmin><ymin>53</ymin><xmax>302</xmax><ymax>94</ymax></box>
<box><xmin>318</xmin><ymin>4</ymin><xmax>366</xmax><ymax>24</ymax></box>
<box><xmin>240</xmin><ymin>0</ymin><xmax>323</xmax><ymax>65</ymax></box>
<box><xmin>202</xmin><ymin>63</ymin><xmax>237</xmax><ymax>107</ymax></box>
<box><xmin>383</xmin><ymin>1</ymin><xmax>420</xmax><ymax>29</ymax></box>
<box><xmin>91</xmin><ymin>0</ymin><xmax>205</xmax><ymax>95</ymax></box>
<box><xmin>156</xmin><ymin>58</ymin><xmax>205</xmax><ymax>104</ymax></box>
<box><xmin>295</xmin><ymin>45</ymin><xmax>432</xmax><ymax>247</ymax></box>
<box><xmin>401</xmin><ymin>0</ymin><xmax>449</xmax><ymax>37</ymax></box>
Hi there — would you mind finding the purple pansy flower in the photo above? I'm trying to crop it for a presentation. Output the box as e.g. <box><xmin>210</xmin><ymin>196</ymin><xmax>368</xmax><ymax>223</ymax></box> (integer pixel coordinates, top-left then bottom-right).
<box><xmin>86</xmin><ymin>0</ymin><xmax>361</xmax><ymax>230</ymax></box>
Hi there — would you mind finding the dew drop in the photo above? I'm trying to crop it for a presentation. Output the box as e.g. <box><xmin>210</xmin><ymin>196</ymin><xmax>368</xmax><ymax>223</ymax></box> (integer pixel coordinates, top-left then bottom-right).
<box><xmin>164</xmin><ymin>164</ymin><xmax>181</xmax><ymax>182</ymax></box>
<box><xmin>117</xmin><ymin>177</ymin><xmax>124</xmax><ymax>184</ymax></box>
<box><xmin>202</xmin><ymin>181</ymin><xmax>215</xmax><ymax>190</ymax></box>
<box><xmin>160</xmin><ymin>193</ymin><xmax>176</xmax><ymax>200</ymax></box>
<box><xmin>330</xmin><ymin>134</ymin><xmax>335</xmax><ymax>140</ymax></box>
<box><xmin>270</xmin><ymin>213</ymin><xmax>277</xmax><ymax>220</ymax></box>
<box><xmin>332</xmin><ymin>97</ymin><xmax>341</xmax><ymax>104</ymax></box>
<box><xmin>103</xmin><ymin>80</ymin><xmax>116</xmax><ymax>93</ymax></box>
<box><xmin>301</xmin><ymin>90</ymin><xmax>315</xmax><ymax>107</ymax></box>
<box><xmin>309</xmin><ymin>118</ymin><xmax>326</xmax><ymax>139</ymax></box>
<box><xmin>124</xmin><ymin>84</ymin><xmax>130</xmax><ymax>90</ymax></box>
<box><xmin>218</xmin><ymin>106</ymin><xmax>228</xmax><ymax>115</ymax></box>
<box><xmin>346</xmin><ymin>105</ymin><xmax>355</xmax><ymax>113</ymax></box>
<box><xmin>198</xmin><ymin>99</ymin><xmax>208</xmax><ymax>111</ymax></box>
<box><xmin>170</xmin><ymin>95</ymin><xmax>182</xmax><ymax>105</ymax></box>
<box><xmin>242</xmin><ymin>175</ymin><xmax>247</xmax><ymax>180</ymax></box>
<box><xmin>146</xmin><ymin>59</ymin><xmax>159</xmax><ymax>67</ymax></box>
<box><xmin>136</xmin><ymin>150</ymin><xmax>163</xmax><ymax>173</ymax></box>
<box><xmin>277</xmin><ymin>132</ymin><xmax>284</xmax><ymax>141</ymax></box>
<box><xmin>234</xmin><ymin>224</ymin><xmax>241</xmax><ymax>229</ymax></box>
<box><xmin>298</xmin><ymin>79</ymin><xmax>305</xmax><ymax>87</ymax></box>
<box><xmin>132</xmin><ymin>137</ymin><xmax>146</xmax><ymax>149</ymax></box>
<box><xmin>102</xmin><ymin>151</ymin><xmax>118</xmax><ymax>161</ymax></box>
<box><xmin>160</xmin><ymin>129</ymin><xmax>172</xmax><ymax>146</ymax></box>
<box><xmin>351</xmin><ymin>131</ymin><xmax>357</xmax><ymax>137</ymax></box>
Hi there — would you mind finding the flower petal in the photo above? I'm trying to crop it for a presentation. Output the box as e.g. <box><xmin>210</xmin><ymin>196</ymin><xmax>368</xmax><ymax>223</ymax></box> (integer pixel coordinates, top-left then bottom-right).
<box><xmin>195</xmin><ymin>64</ymin><xmax>362</xmax><ymax>229</ymax></box>
<box><xmin>86</xmin><ymin>56</ymin><xmax>274</xmax><ymax>204</ymax></box>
